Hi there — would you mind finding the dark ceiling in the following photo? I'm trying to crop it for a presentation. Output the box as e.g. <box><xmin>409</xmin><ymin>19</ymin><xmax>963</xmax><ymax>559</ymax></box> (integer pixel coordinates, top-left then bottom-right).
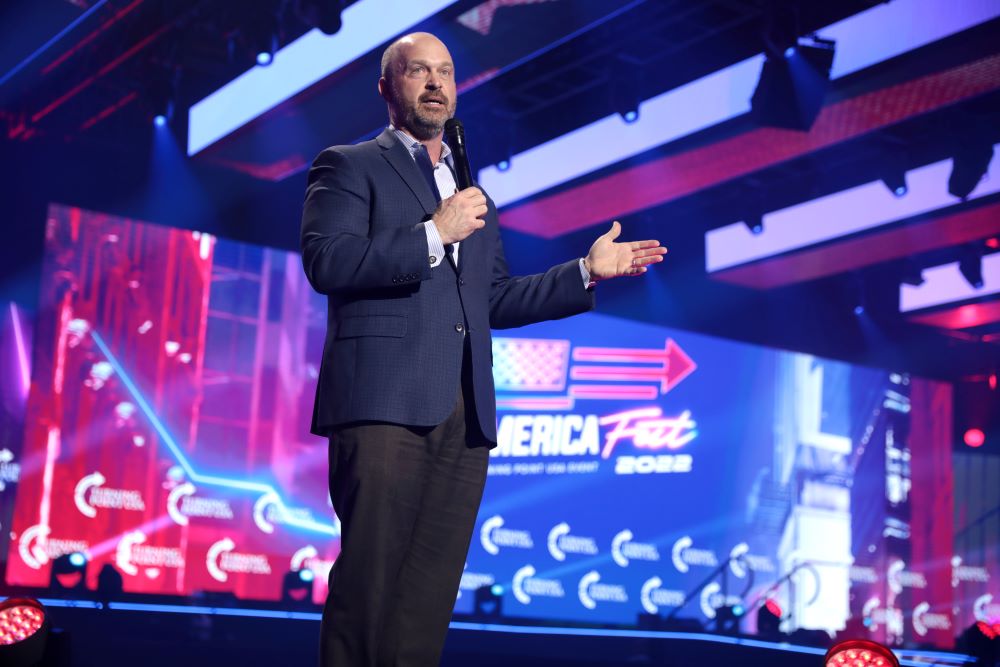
<box><xmin>0</xmin><ymin>0</ymin><xmax>998</xmax><ymax>390</ymax></box>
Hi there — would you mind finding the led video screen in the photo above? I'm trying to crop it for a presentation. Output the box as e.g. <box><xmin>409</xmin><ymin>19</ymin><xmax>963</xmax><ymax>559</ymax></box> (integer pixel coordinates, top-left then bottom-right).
<box><xmin>0</xmin><ymin>301</ymin><xmax>32</xmax><ymax>579</ymax></box>
<box><xmin>4</xmin><ymin>204</ymin><xmax>966</xmax><ymax>649</ymax></box>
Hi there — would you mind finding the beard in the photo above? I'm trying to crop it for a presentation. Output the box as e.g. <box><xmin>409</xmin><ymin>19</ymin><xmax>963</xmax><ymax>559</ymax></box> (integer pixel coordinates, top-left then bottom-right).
<box><xmin>390</xmin><ymin>82</ymin><xmax>456</xmax><ymax>141</ymax></box>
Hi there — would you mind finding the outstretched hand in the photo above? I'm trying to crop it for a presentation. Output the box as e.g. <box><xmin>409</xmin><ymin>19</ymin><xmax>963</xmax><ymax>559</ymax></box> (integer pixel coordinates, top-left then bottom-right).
<box><xmin>583</xmin><ymin>221</ymin><xmax>667</xmax><ymax>282</ymax></box>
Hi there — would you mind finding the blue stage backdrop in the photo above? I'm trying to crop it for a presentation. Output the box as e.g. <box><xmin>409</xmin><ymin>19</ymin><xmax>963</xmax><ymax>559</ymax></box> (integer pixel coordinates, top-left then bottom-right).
<box><xmin>6</xmin><ymin>206</ymin><xmax>959</xmax><ymax>648</ymax></box>
<box><xmin>458</xmin><ymin>313</ymin><xmax>955</xmax><ymax>647</ymax></box>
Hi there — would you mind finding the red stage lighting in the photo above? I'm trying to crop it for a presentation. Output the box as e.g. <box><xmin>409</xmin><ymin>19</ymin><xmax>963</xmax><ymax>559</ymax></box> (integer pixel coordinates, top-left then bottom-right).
<box><xmin>0</xmin><ymin>597</ymin><xmax>50</xmax><ymax>665</ymax></box>
<box><xmin>765</xmin><ymin>599</ymin><xmax>783</xmax><ymax>617</ymax></box>
<box><xmin>824</xmin><ymin>639</ymin><xmax>899</xmax><ymax>667</ymax></box>
<box><xmin>964</xmin><ymin>428</ymin><xmax>986</xmax><ymax>448</ymax></box>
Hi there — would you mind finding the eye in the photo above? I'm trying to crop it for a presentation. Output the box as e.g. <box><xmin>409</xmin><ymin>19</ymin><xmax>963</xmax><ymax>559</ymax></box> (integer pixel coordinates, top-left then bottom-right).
<box><xmin>440</xmin><ymin>68</ymin><xmax>453</xmax><ymax>78</ymax></box>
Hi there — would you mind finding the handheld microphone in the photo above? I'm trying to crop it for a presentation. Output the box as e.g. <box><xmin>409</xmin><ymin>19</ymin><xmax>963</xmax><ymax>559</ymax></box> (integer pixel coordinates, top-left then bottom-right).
<box><xmin>444</xmin><ymin>118</ymin><xmax>475</xmax><ymax>191</ymax></box>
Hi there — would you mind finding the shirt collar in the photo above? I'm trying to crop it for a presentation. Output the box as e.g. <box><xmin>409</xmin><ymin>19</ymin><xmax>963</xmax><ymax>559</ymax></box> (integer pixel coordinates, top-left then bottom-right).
<box><xmin>389</xmin><ymin>125</ymin><xmax>452</xmax><ymax>162</ymax></box>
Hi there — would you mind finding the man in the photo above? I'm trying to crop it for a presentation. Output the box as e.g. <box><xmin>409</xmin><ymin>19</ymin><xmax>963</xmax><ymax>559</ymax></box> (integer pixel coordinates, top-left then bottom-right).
<box><xmin>301</xmin><ymin>32</ymin><xmax>665</xmax><ymax>667</ymax></box>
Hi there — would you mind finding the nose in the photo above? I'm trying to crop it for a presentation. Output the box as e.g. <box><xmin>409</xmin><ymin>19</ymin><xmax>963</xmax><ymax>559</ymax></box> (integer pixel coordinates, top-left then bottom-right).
<box><xmin>425</xmin><ymin>71</ymin><xmax>442</xmax><ymax>89</ymax></box>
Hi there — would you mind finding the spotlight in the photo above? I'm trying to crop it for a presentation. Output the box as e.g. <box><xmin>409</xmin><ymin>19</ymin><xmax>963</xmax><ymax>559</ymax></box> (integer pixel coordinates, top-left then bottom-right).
<box><xmin>900</xmin><ymin>259</ymin><xmax>924</xmax><ymax>287</ymax></box>
<box><xmin>751</xmin><ymin>36</ymin><xmax>835</xmax><ymax>131</ymax></box>
<box><xmin>959</xmin><ymin>246</ymin><xmax>984</xmax><ymax>289</ymax></box>
<box><xmin>744</xmin><ymin>214</ymin><xmax>764</xmax><ymax>235</ymax></box>
<box><xmin>474</xmin><ymin>584</ymin><xmax>503</xmax><ymax>619</ymax></box>
<box><xmin>0</xmin><ymin>598</ymin><xmax>50</xmax><ymax>666</ymax></box>
<box><xmin>757</xmin><ymin>598</ymin><xmax>783</xmax><ymax>640</ymax></box>
<box><xmin>961</xmin><ymin>621</ymin><xmax>999</xmax><ymax>666</ymax></box>
<box><xmin>715</xmin><ymin>603</ymin><xmax>743</xmax><ymax>635</ymax></box>
<box><xmin>254</xmin><ymin>29</ymin><xmax>277</xmax><ymax>66</ymax></box>
<box><xmin>851</xmin><ymin>276</ymin><xmax>867</xmax><ymax>316</ymax></box>
<box><xmin>611</xmin><ymin>61</ymin><xmax>642</xmax><ymax>124</ymax></box>
<box><xmin>296</xmin><ymin>0</ymin><xmax>344</xmax><ymax>36</ymax></box>
<box><xmin>148</xmin><ymin>64</ymin><xmax>177</xmax><ymax>127</ymax></box>
<box><xmin>497</xmin><ymin>159</ymin><xmax>510</xmax><ymax>172</ymax></box>
<box><xmin>964</xmin><ymin>428</ymin><xmax>985</xmax><ymax>448</ymax></box>
<box><xmin>949</xmin><ymin>142</ymin><xmax>993</xmax><ymax>200</ymax></box>
<box><xmin>249</xmin><ymin>13</ymin><xmax>279</xmax><ymax>68</ymax></box>
<box><xmin>50</xmin><ymin>552</ymin><xmax>87</xmax><ymax>591</ymax></box>
<box><xmin>881</xmin><ymin>172</ymin><xmax>907</xmax><ymax>197</ymax></box>
<box><xmin>824</xmin><ymin>639</ymin><xmax>899</xmax><ymax>667</ymax></box>
<box><xmin>96</xmin><ymin>563</ymin><xmax>124</xmax><ymax>603</ymax></box>
<box><xmin>281</xmin><ymin>568</ymin><xmax>314</xmax><ymax>603</ymax></box>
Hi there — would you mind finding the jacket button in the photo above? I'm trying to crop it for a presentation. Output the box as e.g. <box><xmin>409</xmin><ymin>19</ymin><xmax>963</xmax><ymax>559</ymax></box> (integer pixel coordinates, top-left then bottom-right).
<box><xmin>458</xmin><ymin>278</ymin><xmax>465</xmax><ymax>286</ymax></box>
<box><xmin>455</xmin><ymin>323</ymin><xmax>464</xmax><ymax>333</ymax></box>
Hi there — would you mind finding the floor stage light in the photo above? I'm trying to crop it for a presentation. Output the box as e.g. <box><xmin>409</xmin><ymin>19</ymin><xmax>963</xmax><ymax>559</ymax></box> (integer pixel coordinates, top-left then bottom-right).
<box><xmin>824</xmin><ymin>639</ymin><xmax>899</xmax><ymax>667</ymax></box>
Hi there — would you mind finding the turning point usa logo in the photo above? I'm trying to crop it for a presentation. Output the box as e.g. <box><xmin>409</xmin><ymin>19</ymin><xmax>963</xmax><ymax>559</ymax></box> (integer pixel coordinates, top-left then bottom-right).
<box><xmin>491</xmin><ymin>407</ymin><xmax>697</xmax><ymax>475</ymax></box>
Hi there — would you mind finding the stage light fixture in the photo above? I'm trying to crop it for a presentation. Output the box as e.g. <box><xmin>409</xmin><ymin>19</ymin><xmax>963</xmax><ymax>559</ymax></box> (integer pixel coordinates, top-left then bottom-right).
<box><xmin>0</xmin><ymin>598</ymin><xmax>50</xmax><ymax>666</ymax></box>
<box><xmin>611</xmin><ymin>62</ymin><xmax>642</xmax><ymax>124</ymax></box>
<box><xmin>881</xmin><ymin>172</ymin><xmax>907</xmax><ymax>197</ymax></box>
<box><xmin>296</xmin><ymin>0</ymin><xmax>344</xmax><ymax>35</ymax></box>
<box><xmin>757</xmin><ymin>598</ymin><xmax>783</xmax><ymax>640</ymax></box>
<box><xmin>474</xmin><ymin>584</ymin><xmax>503</xmax><ymax>618</ymax></box>
<box><xmin>959</xmin><ymin>246</ymin><xmax>984</xmax><ymax>289</ymax></box>
<box><xmin>900</xmin><ymin>259</ymin><xmax>924</xmax><ymax>287</ymax></box>
<box><xmin>961</xmin><ymin>620</ymin><xmax>1000</xmax><ymax>666</ymax></box>
<box><xmin>852</xmin><ymin>279</ymin><xmax>866</xmax><ymax>316</ymax></box>
<box><xmin>949</xmin><ymin>142</ymin><xmax>993</xmax><ymax>200</ymax></box>
<box><xmin>250</xmin><ymin>13</ymin><xmax>279</xmax><ymax>68</ymax></box>
<box><xmin>824</xmin><ymin>639</ymin><xmax>899</xmax><ymax>667</ymax></box>
<box><xmin>497</xmin><ymin>159</ymin><xmax>510</xmax><ymax>172</ymax></box>
<box><xmin>964</xmin><ymin>428</ymin><xmax>986</xmax><ymax>448</ymax></box>
<box><xmin>148</xmin><ymin>64</ymin><xmax>177</xmax><ymax>127</ymax></box>
<box><xmin>50</xmin><ymin>552</ymin><xmax>87</xmax><ymax>591</ymax></box>
<box><xmin>281</xmin><ymin>568</ymin><xmax>314</xmax><ymax>603</ymax></box>
<box><xmin>255</xmin><ymin>29</ymin><xmax>278</xmax><ymax>67</ymax></box>
<box><xmin>743</xmin><ymin>214</ymin><xmax>764</xmax><ymax>235</ymax></box>
<box><xmin>751</xmin><ymin>36</ymin><xmax>835</xmax><ymax>131</ymax></box>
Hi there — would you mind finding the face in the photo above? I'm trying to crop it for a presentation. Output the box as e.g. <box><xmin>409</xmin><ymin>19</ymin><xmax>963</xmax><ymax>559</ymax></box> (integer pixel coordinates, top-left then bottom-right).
<box><xmin>381</xmin><ymin>35</ymin><xmax>457</xmax><ymax>140</ymax></box>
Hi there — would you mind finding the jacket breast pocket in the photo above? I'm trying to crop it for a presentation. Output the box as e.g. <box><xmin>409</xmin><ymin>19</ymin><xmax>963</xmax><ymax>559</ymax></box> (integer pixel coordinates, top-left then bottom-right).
<box><xmin>335</xmin><ymin>315</ymin><xmax>407</xmax><ymax>339</ymax></box>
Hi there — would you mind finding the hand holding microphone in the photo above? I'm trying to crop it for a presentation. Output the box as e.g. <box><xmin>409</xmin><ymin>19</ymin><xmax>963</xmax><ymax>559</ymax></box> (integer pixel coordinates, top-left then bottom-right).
<box><xmin>432</xmin><ymin>117</ymin><xmax>486</xmax><ymax>245</ymax></box>
<box><xmin>433</xmin><ymin>188</ymin><xmax>487</xmax><ymax>244</ymax></box>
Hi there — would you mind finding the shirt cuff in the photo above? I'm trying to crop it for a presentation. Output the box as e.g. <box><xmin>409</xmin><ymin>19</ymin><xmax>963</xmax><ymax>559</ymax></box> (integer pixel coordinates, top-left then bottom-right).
<box><xmin>423</xmin><ymin>221</ymin><xmax>447</xmax><ymax>268</ymax></box>
<box><xmin>579</xmin><ymin>258</ymin><xmax>596</xmax><ymax>289</ymax></box>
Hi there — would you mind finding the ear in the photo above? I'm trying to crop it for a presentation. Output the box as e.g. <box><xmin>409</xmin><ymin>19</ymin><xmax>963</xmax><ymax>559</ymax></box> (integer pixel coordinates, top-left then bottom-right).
<box><xmin>378</xmin><ymin>77</ymin><xmax>388</xmax><ymax>100</ymax></box>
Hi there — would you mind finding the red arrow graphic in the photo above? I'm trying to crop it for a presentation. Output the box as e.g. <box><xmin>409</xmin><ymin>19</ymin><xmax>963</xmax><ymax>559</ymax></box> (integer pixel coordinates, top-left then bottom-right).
<box><xmin>570</xmin><ymin>339</ymin><xmax>697</xmax><ymax>394</ymax></box>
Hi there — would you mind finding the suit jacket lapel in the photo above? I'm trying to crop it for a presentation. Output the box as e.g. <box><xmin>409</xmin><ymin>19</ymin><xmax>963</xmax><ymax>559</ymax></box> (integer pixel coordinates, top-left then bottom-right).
<box><xmin>376</xmin><ymin>129</ymin><xmax>437</xmax><ymax>217</ymax></box>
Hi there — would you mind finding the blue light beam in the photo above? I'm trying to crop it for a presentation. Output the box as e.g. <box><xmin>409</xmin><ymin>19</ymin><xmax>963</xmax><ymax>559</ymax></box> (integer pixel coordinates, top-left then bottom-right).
<box><xmin>89</xmin><ymin>330</ymin><xmax>339</xmax><ymax>537</ymax></box>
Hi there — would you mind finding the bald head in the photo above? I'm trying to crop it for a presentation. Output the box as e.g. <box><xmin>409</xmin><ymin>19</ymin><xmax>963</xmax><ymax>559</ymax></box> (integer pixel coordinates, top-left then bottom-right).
<box><xmin>378</xmin><ymin>32</ymin><xmax>457</xmax><ymax>141</ymax></box>
<box><xmin>380</xmin><ymin>32</ymin><xmax>449</xmax><ymax>82</ymax></box>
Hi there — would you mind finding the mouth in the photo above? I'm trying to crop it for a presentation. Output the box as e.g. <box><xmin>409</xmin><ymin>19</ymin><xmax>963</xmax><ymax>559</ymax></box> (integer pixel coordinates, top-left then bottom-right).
<box><xmin>420</xmin><ymin>98</ymin><xmax>447</xmax><ymax>109</ymax></box>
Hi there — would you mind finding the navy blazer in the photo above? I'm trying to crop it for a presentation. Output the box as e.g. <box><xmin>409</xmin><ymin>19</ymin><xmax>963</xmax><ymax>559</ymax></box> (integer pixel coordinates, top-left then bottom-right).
<box><xmin>301</xmin><ymin>128</ymin><xmax>594</xmax><ymax>442</ymax></box>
